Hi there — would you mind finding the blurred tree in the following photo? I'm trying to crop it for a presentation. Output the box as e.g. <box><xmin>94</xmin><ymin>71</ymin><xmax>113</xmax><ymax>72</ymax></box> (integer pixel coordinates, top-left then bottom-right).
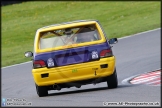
<box><xmin>1</xmin><ymin>1</ymin><xmax>28</xmax><ymax>6</ymax></box>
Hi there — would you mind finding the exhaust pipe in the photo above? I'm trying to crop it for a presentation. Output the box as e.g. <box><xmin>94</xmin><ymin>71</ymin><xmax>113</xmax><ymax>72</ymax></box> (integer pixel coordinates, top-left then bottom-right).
<box><xmin>93</xmin><ymin>80</ymin><xmax>97</xmax><ymax>85</ymax></box>
<box><xmin>53</xmin><ymin>84</ymin><xmax>61</xmax><ymax>91</ymax></box>
<box><xmin>75</xmin><ymin>84</ymin><xmax>81</xmax><ymax>88</ymax></box>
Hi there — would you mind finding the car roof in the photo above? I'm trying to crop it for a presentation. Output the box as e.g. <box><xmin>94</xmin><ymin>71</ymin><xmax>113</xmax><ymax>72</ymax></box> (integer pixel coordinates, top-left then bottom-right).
<box><xmin>37</xmin><ymin>19</ymin><xmax>99</xmax><ymax>31</ymax></box>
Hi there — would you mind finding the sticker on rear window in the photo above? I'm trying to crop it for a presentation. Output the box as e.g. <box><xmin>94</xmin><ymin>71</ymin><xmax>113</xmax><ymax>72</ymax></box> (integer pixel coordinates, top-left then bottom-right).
<box><xmin>47</xmin><ymin>58</ymin><xmax>55</xmax><ymax>67</ymax></box>
<box><xmin>91</xmin><ymin>51</ymin><xmax>98</xmax><ymax>59</ymax></box>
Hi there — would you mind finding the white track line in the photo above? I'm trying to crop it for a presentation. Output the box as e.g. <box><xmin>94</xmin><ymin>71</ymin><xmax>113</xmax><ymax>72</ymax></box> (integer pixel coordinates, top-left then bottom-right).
<box><xmin>2</xmin><ymin>61</ymin><xmax>32</xmax><ymax>69</ymax></box>
<box><xmin>2</xmin><ymin>28</ymin><xmax>161</xmax><ymax>69</ymax></box>
<box><xmin>118</xmin><ymin>28</ymin><xmax>161</xmax><ymax>40</ymax></box>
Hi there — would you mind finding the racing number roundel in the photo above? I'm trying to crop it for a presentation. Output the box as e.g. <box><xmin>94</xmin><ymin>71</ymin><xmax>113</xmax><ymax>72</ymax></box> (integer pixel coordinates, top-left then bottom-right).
<box><xmin>91</xmin><ymin>51</ymin><xmax>98</xmax><ymax>59</ymax></box>
<box><xmin>47</xmin><ymin>58</ymin><xmax>55</xmax><ymax>67</ymax></box>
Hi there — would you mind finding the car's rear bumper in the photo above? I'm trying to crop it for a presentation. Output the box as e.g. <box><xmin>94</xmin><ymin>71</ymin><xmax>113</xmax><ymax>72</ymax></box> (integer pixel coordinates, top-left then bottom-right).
<box><xmin>32</xmin><ymin>56</ymin><xmax>116</xmax><ymax>86</ymax></box>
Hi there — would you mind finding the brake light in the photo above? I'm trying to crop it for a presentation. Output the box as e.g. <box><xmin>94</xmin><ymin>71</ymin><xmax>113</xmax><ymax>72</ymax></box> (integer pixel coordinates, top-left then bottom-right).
<box><xmin>33</xmin><ymin>60</ymin><xmax>46</xmax><ymax>69</ymax></box>
<box><xmin>100</xmin><ymin>49</ymin><xmax>113</xmax><ymax>58</ymax></box>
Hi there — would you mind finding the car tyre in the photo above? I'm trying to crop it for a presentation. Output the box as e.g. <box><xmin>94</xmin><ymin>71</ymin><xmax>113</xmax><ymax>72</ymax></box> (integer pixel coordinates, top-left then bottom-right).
<box><xmin>35</xmin><ymin>84</ymin><xmax>48</xmax><ymax>97</ymax></box>
<box><xmin>107</xmin><ymin>68</ymin><xmax>118</xmax><ymax>89</ymax></box>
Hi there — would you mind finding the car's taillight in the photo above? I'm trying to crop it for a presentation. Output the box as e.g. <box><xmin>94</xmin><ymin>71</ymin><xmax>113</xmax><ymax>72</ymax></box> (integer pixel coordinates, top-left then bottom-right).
<box><xmin>100</xmin><ymin>49</ymin><xmax>113</xmax><ymax>58</ymax></box>
<box><xmin>33</xmin><ymin>60</ymin><xmax>46</xmax><ymax>69</ymax></box>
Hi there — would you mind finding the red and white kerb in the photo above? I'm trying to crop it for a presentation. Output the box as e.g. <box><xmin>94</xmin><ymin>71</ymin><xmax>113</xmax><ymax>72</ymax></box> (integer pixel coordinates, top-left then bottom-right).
<box><xmin>130</xmin><ymin>70</ymin><xmax>161</xmax><ymax>86</ymax></box>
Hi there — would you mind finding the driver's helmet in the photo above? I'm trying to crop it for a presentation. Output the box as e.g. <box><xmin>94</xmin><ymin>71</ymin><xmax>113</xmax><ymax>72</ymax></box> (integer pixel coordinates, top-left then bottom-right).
<box><xmin>64</xmin><ymin>28</ymin><xmax>73</xmax><ymax>36</ymax></box>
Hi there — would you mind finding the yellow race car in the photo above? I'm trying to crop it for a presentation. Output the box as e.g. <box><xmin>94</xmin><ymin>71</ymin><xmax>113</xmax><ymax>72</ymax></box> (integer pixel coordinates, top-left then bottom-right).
<box><xmin>25</xmin><ymin>20</ymin><xmax>118</xmax><ymax>97</ymax></box>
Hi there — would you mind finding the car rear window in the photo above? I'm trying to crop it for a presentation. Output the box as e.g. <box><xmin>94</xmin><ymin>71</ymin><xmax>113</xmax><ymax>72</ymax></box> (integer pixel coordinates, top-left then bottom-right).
<box><xmin>39</xmin><ymin>24</ymin><xmax>102</xmax><ymax>49</ymax></box>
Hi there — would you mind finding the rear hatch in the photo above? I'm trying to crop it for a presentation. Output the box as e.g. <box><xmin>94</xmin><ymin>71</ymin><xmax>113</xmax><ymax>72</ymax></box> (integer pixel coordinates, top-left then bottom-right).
<box><xmin>34</xmin><ymin>42</ymin><xmax>111</xmax><ymax>67</ymax></box>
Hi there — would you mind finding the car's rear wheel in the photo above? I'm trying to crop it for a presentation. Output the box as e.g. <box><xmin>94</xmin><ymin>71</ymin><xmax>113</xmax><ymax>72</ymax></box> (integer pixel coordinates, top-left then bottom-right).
<box><xmin>106</xmin><ymin>68</ymin><xmax>118</xmax><ymax>89</ymax></box>
<box><xmin>35</xmin><ymin>84</ymin><xmax>48</xmax><ymax>97</ymax></box>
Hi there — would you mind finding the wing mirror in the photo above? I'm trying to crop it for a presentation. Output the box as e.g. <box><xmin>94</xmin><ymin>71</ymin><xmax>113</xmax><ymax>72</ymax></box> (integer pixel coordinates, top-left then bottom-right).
<box><xmin>109</xmin><ymin>38</ymin><xmax>118</xmax><ymax>44</ymax></box>
<box><xmin>24</xmin><ymin>51</ymin><xmax>33</xmax><ymax>57</ymax></box>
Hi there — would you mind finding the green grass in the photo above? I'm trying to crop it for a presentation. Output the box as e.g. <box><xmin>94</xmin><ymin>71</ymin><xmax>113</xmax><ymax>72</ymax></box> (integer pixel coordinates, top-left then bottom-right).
<box><xmin>2</xmin><ymin>1</ymin><xmax>161</xmax><ymax>67</ymax></box>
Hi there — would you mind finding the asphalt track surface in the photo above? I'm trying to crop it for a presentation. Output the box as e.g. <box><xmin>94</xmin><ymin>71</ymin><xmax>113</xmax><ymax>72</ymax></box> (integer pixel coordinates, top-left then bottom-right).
<box><xmin>2</xmin><ymin>28</ymin><xmax>161</xmax><ymax>107</ymax></box>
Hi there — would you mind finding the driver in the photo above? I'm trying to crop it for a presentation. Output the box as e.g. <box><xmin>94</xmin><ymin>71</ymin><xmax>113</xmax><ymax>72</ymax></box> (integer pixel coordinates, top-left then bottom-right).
<box><xmin>63</xmin><ymin>28</ymin><xmax>74</xmax><ymax>44</ymax></box>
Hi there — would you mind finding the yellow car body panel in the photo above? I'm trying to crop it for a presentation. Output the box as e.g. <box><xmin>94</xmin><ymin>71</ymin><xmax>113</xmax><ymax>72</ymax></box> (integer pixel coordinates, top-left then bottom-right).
<box><xmin>32</xmin><ymin>56</ymin><xmax>115</xmax><ymax>86</ymax></box>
